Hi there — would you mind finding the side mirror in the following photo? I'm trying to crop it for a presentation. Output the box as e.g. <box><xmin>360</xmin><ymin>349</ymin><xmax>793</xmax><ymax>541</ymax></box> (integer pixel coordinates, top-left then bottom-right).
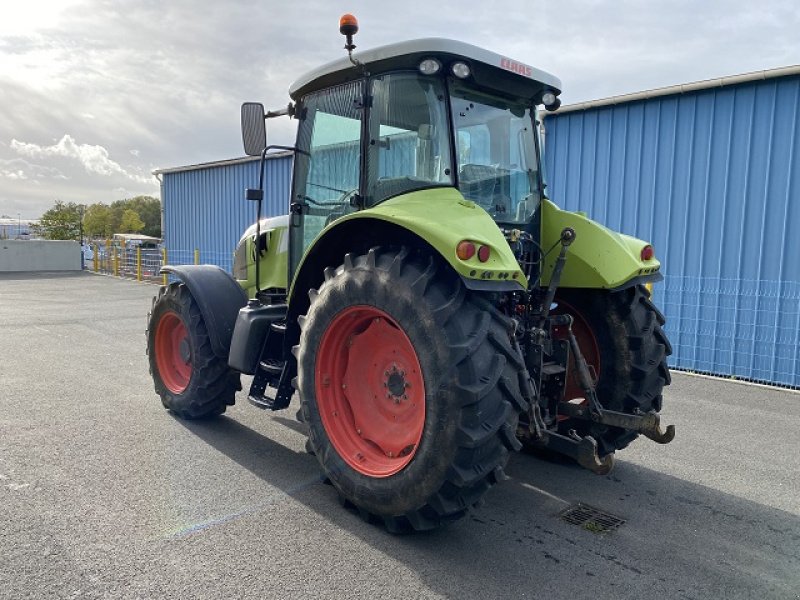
<box><xmin>241</xmin><ymin>102</ymin><xmax>266</xmax><ymax>156</ymax></box>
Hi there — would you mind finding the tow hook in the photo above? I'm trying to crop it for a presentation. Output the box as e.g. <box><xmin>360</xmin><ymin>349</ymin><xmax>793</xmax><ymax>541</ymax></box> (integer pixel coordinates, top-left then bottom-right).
<box><xmin>558</xmin><ymin>403</ymin><xmax>676</xmax><ymax>444</ymax></box>
<box><xmin>544</xmin><ymin>430</ymin><xmax>615</xmax><ymax>475</ymax></box>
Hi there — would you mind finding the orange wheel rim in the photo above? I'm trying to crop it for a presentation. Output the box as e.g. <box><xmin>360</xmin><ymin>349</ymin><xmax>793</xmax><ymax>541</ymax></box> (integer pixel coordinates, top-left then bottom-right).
<box><xmin>155</xmin><ymin>311</ymin><xmax>191</xmax><ymax>393</ymax></box>
<box><xmin>316</xmin><ymin>306</ymin><xmax>425</xmax><ymax>477</ymax></box>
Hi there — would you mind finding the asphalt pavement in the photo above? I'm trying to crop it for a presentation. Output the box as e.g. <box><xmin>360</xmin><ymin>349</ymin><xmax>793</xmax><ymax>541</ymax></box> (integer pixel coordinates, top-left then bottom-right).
<box><xmin>1</xmin><ymin>272</ymin><xmax>798</xmax><ymax>599</ymax></box>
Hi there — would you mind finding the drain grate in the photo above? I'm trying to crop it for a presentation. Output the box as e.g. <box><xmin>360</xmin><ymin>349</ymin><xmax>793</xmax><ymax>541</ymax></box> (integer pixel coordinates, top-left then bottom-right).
<box><xmin>560</xmin><ymin>503</ymin><xmax>625</xmax><ymax>533</ymax></box>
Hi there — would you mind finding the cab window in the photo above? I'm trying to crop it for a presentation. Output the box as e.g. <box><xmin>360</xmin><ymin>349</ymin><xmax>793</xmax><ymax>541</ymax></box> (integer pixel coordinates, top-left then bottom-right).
<box><xmin>366</xmin><ymin>73</ymin><xmax>453</xmax><ymax>205</ymax></box>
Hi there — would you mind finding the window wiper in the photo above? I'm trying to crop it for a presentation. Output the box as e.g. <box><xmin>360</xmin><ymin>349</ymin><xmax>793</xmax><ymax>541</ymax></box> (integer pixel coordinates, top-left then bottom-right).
<box><xmin>299</xmin><ymin>195</ymin><xmax>343</xmax><ymax>207</ymax></box>
<box><xmin>308</xmin><ymin>181</ymin><xmax>350</xmax><ymax>194</ymax></box>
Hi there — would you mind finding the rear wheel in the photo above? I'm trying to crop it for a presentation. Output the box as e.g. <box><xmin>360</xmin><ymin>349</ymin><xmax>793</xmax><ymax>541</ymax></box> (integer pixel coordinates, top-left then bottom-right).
<box><xmin>296</xmin><ymin>247</ymin><xmax>526</xmax><ymax>532</ymax></box>
<box><xmin>147</xmin><ymin>282</ymin><xmax>239</xmax><ymax>418</ymax></box>
<box><xmin>551</xmin><ymin>285</ymin><xmax>671</xmax><ymax>456</ymax></box>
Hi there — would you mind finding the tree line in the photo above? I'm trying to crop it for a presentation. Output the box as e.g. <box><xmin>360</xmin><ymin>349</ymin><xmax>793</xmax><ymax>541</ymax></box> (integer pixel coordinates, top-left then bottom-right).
<box><xmin>34</xmin><ymin>196</ymin><xmax>161</xmax><ymax>241</ymax></box>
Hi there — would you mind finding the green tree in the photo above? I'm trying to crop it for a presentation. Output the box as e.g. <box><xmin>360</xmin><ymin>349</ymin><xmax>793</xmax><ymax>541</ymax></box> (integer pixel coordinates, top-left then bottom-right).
<box><xmin>110</xmin><ymin>196</ymin><xmax>161</xmax><ymax>237</ymax></box>
<box><xmin>83</xmin><ymin>203</ymin><xmax>113</xmax><ymax>238</ymax></box>
<box><xmin>34</xmin><ymin>201</ymin><xmax>82</xmax><ymax>240</ymax></box>
<box><xmin>125</xmin><ymin>195</ymin><xmax>161</xmax><ymax>237</ymax></box>
<box><xmin>119</xmin><ymin>208</ymin><xmax>145</xmax><ymax>233</ymax></box>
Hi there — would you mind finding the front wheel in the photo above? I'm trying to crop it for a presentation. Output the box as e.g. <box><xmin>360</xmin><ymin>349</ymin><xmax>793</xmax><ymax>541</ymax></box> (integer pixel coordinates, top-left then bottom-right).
<box><xmin>147</xmin><ymin>282</ymin><xmax>239</xmax><ymax>418</ymax></box>
<box><xmin>551</xmin><ymin>284</ymin><xmax>672</xmax><ymax>456</ymax></box>
<box><xmin>296</xmin><ymin>248</ymin><xmax>526</xmax><ymax>532</ymax></box>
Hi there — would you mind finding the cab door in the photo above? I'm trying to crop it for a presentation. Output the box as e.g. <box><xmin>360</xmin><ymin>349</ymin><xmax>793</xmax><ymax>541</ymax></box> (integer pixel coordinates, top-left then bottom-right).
<box><xmin>289</xmin><ymin>80</ymin><xmax>365</xmax><ymax>278</ymax></box>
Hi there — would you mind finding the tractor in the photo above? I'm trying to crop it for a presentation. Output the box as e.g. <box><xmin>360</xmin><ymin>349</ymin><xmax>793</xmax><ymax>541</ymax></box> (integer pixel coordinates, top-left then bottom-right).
<box><xmin>147</xmin><ymin>15</ymin><xmax>674</xmax><ymax>532</ymax></box>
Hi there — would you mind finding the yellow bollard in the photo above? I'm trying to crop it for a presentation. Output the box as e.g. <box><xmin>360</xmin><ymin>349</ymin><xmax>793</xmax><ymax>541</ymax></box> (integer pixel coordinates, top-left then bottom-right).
<box><xmin>194</xmin><ymin>248</ymin><xmax>200</xmax><ymax>265</ymax></box>
<box><xmin>93</xmin><ymin>244</ymin><xmax>99</xmax><ymax>272</ymax></box>
<box><xmin>162</xmin><ymin>247</ymin><xmax>168</xmax><ymax>286</ymax></box>
<box><xmin>113</xmin><ymin>247</ymin><xmax>119</xmax><ymax>277</ymax></box>
<box><xmin>106</xmin><ymin>238</ymin><xmax>112</xmax><ymax>273</ymax></box>
<box><xmin>136</xmin><ymin>246</ymin><xmax>142</xmax><ymax>281</ymax></box>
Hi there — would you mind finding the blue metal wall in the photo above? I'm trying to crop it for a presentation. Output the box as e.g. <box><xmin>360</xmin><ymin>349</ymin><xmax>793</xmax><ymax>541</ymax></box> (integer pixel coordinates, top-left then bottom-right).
<box><xmin>544</xmin><ymin>74</ymin><xmax>800</xmax><ymax>388</ymax></box>
<box><xmin>161</xmin><ymin>155</ymin><xmax>293</xmax><ymax>271</ymax></box>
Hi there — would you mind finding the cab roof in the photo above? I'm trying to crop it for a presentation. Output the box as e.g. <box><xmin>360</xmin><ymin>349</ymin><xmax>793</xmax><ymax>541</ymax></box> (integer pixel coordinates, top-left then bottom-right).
<box><xmin>289</xmin><ymin>38</ymin><xmax>562</xmax><ymax>104</ymax></box>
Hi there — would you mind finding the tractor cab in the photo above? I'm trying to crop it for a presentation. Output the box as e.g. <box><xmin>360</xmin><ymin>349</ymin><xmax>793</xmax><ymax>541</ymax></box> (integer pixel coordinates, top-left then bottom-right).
<box><xmin>286</xmin><ymin>37</ymin><xmax>562</xmax><ymax>252</ymax></box>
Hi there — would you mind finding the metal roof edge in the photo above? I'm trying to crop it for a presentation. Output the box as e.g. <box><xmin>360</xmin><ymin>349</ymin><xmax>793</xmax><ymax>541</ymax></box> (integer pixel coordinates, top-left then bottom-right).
<box><xmin>551</xmin><ymin>64</ymin><xmax>800</xmax><ymax>115</ymax></box>
<box><xmin>289</xmin><ymin>37</ymin><xmax>562</xmax><ymax>99</ymax></box>
<box><xmin>152</xmin><ymin>151</ymin><xmax>293</xmax><ymax>176</ymax></box>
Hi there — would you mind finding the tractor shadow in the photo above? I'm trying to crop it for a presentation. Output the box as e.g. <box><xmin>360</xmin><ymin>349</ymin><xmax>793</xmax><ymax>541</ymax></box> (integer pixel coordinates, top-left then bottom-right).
<box><xmin>178</xmin><ymin>412</ymin><xmax>800</xmax><ymax>600</ymax></box>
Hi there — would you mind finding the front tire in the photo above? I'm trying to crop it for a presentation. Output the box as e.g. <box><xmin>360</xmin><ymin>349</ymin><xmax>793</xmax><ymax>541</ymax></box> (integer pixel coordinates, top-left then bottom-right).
<box><xmin>296</xmin><ymin>247</ymin><xmax>526</xmax><ymax>532</ymax></box>
<box><xmin>147</xmin><ymin>282</ymin><xmax>239</xmax><ymax>418</ymax></box>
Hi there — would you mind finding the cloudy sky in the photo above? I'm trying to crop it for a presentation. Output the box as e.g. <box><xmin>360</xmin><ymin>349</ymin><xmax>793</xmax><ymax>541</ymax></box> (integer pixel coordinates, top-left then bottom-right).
<box><xmin>1</xmin><ymin>0</ymin><xmax>798</xmax><ymax>218</ymax></box>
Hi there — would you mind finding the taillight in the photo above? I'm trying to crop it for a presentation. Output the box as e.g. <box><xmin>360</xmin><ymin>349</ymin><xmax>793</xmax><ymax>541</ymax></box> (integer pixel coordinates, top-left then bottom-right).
<box><xmin>641</xmin><ymin>245</ymin><xmax>654</xmax><ymax>261</ymax></box>
<box><xmin>477</xmin><ymin>245</ymin><xmax>490</xmax><ymax>262</ymax></box>
<box><xmin>456</xmin><ymin>241</ymin><xmax>476</xmax><ymax>260</ymax></box>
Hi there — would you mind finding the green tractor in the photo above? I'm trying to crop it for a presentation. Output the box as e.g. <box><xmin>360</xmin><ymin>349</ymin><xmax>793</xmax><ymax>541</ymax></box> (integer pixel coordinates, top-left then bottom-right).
<box><xmin>147</xmin><ymin>15</ymin><xmax>674</xmax><ymax>532</ymax></box>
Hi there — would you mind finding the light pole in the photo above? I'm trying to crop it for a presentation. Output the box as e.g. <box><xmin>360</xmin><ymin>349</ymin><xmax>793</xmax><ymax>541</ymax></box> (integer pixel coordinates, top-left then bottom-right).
<box><xmin>17</xmin><ymin>212</ymin><xmax>20</xmax><ymax>239</ymax></box>
<box><xmin>79</xmin><ymin>205</ymin><xmax>85</xmax><ymax>269</ymax></box>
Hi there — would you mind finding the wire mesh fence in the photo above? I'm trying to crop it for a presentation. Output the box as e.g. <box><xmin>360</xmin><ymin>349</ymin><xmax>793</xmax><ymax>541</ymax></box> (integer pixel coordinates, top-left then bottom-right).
<box><xmin>166</xmin><ymin>249</ymin><xmax>234</xmax><ymax>273</ymax></box>
<box><xmin>88</xmin><ymin>244</ymin><xmax>165</xmax><ymax>283</ymax></box>
<box><xmin>659</xmin><ymin>275</ymin><xmax>800</xmax><ymax>389</ymax></box>
<box><xmin>87</xmin><ymin>244</ymin><xmax>234</xmax><ymax>285</ymax></box>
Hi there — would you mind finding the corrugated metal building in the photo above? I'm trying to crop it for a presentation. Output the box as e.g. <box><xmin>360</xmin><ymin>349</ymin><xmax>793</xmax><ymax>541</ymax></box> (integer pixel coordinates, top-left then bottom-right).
<box><xmin>156</xmin><ymin>66</ymin><xmax>800</xmax><ymax>388</ymax></box>
<box><xmin>544</xmin><ymin>66</ymin><xmax>800</xmax><ymax>388</ymax></box>
<box><xmin>155</xmin><ymin>153</ymin><xmax>293</xmax><ymax>271</ymax></box>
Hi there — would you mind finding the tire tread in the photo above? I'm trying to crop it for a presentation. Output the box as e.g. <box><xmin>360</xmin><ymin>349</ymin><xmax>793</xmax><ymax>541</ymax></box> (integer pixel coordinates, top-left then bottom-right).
<box><xmin>297</xmin><ymin>247</ymin><xmax>525</xmax><ymax>531</ymax></box>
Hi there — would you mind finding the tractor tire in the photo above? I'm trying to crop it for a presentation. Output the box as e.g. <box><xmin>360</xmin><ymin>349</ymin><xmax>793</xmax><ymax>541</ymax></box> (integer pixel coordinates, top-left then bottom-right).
<box><xmin>147</xmin><ymin>282</ymin><xmax>240</xmax><ymax>419</ymax></box>
<box><xmin>296</xmin><ymin>247</ymin><xmax>526</xmax><ymax>532</ymax></box>
<box><xmin>551</xmin><ymin>284</ymin><xmax>672</xmax><ymax>456</ymax></box>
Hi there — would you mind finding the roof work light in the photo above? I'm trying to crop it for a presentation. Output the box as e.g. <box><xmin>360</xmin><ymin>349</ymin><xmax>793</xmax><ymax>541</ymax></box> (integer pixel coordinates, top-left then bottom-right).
<box><xmin>419</xmin><ymin>58</ymin><xmax>442</xmax><ymax>75</ymax></box>
<box><xmin>542</xmin><ymin>90</ymin><xmax>561</xmax><ymax>112</ymax></box>
<box><xmin>451</xmin><ymin>61</ymin><xmax>471</xmax><ymax>79</ymax></box>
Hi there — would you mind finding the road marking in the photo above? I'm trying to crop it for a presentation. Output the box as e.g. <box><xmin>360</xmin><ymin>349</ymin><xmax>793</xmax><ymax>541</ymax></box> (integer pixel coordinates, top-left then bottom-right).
<box><xmin>519</xmin><ymin>482</ymin><xmax>570</xmax><ymax>505</ymax></box>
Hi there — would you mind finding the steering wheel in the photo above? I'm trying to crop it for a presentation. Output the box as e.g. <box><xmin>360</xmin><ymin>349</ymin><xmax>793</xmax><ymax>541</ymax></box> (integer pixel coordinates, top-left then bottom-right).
<box><xmin>337</xmin><ymin>188</ymin><xmax>359</xmax><ymax>205</ymax></box>
<box><xmin>324</xmin><ymin>188</ymin><xmax>360</xmax><ymax>225</ymax></box>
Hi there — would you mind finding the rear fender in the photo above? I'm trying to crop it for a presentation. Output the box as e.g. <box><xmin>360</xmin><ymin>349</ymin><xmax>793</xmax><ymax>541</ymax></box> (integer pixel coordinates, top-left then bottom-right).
<box><xmin>160</xmin><ymin>265</ymin><xmax>247</xmax><ymax>359</ymax></box>
<box><xmin>540</xmin><ymin>199</ymin><xmax>663</xmax><ymax>289</ymax></box>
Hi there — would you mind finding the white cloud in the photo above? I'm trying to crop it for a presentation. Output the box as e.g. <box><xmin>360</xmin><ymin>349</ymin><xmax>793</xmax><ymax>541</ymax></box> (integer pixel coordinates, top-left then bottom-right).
<box><xmin>10</xmin><ymin>135</ymin><xmax>152</xmax><ymax>185</ymax></box>
<box><xmin>0</xmin><ymin>157</ymin><xmax>68</xmax><ymax>181</ymax></box>
<box><xmin>0</xmin><ymin>0</ymin><xmax>85</xmax><ymax>36</ymax></box>
<box><xmin>2</xmin><ymin>169</ymin><xmax>26</xmax><ymax>180</ymax></box>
